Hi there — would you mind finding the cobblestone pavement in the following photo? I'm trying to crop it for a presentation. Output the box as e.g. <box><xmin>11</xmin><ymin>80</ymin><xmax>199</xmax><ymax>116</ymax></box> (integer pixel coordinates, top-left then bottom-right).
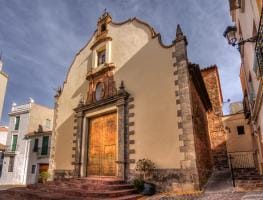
<box><xmin>143</xmin><ymin>170</ymin><xmax>263</xmax><ymax>200</ymax></box>
<box><xmin>0</xmin><ymin>185</ymin><xmax>24</xmax><ymax>191</ymax></box>
<box><xmin>143</xmin><ymin>191</ymin><xmax>263</xmax><ymax>200</ymax></box>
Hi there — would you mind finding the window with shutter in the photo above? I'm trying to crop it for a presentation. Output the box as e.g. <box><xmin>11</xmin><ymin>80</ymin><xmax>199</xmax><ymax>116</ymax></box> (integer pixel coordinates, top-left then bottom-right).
<box><xmin>41</xmin><ymin>136</ymin><xmax>49</xmax><ymax>155</ymax></box>
<box><xmin>11</xmin><ymin>135</ymin><xmax>18</xmax><ymax>151</ymax></box>
<box><xmin>14</xmin><ymin>116</ymin><xmax>20</xmax><ymax>130</ymax></box>
<box><xmin>33</xmin><ymin>138</ymin><xmax>39</xmax><ymax>152</ymax></box>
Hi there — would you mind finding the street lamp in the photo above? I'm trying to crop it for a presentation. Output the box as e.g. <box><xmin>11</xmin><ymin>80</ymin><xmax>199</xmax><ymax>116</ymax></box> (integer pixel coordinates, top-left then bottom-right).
<box><xmin>223</xmin><ymin>25</ymin><xmax>257</xmax><ymax>47</ymax></box>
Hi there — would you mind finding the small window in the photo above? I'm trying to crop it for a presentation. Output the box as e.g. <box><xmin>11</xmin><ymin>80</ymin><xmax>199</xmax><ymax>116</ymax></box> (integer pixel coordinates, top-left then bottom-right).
<box><xmin>95</xmin><ymin>82</ymin><xmax>104</xmax><ymax>101</ymax></box>
<box><xmin>11</xmin><ymin>135</ymin><xmax>18</xmax><ymax>151</ymax></box>
<box><xmin>14</xmin><ymin>116</ymin><xmax>20</xmax><ymax>130</ymax></box>
<box><xmin>41</xmin><ymin>136</ymin><xmax>49</xmax><ymax>156</ymax></box>
<box><xmin>33</xmin><ymin>138</ymin><xmax>39</xmax><ymax>152</ymax></box>
<box><xmin>101</xmin><ymin>23</ymin><xmax>106</xmax><ymax>32</ymax></box>
<box><xmin>8</xmin><ymin>157</ymin><xmax>15</xmax><ymax>172</ymax></box>
<box><xmin>237</xmin><ymin>126</ymin><xmax>245</xmax><ymax>135</ymax></box>
<box><xmin>31</xmin><ymin>165</ymin><xmax>36</xmax><ymax>174</ymax></box>
<box><xmin>45</xmin><ymin>119</ymin><xmax>51</xmax><ymax>129</ymax></box>
<box><xmin>97</xmin><ymin>49</ymin><xmax>106</xmax><ymax>66</ymax></box>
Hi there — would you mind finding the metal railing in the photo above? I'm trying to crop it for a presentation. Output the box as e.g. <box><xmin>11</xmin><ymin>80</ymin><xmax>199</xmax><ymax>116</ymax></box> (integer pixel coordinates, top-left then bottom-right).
<box><xmin>11</xmin><ymin>103</ymin><xmax>31</xmax><ymax>113</ymax></box>
<box><xmin>4</xmin><ymin>145</ymin><xmax>19</xmax><ymax>153</ymax></box>
<box><xmin>228</xmin><ymin>151</ymin><xmax>255</xmax><ymax>169</ymax></box>
<box><xmin>255</xmin><ymin>6</ymin><xmax>263</xmax><ymax>77</ymax></box>
<box><xmin>4</xmin><ymin>145</ymin><xmax>18</xmax><ymax>157</ymax></box>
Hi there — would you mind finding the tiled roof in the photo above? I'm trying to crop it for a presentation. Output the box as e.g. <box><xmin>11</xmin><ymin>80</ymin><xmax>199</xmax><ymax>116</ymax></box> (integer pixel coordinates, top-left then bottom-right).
<box><xmin>201</xmin><ymin>65</ymin><xmax>217</xmax><ymax>71</ymax></box>
<box><xmin>201</xmin><ymin>65</ymin><xmax>224</xmax><ymax>103</ymax></box>
<box><xmin>25</xmin><ymin>131</ymin><xmax>52</xmax><ymax>139</ymax></box>
<box><xmin>0</xmin><ymin>143</ymin><xmax>5</xmax><ymax>150</ymax></box>
<box><xmin>0</xmin><ymin>126</ymin><xmax>8</xmax><ymax>132</ymax></box>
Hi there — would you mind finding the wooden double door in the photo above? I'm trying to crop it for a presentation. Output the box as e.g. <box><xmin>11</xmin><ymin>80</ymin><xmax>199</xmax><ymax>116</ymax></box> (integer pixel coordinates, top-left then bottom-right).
<box><xmin>87</xmin><ymin>113</ymin><xmax>117</xmax><ymax>176</ymax></box>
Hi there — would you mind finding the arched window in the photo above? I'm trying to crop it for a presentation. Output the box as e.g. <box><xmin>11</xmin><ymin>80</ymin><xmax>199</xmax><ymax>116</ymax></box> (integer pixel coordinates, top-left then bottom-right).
<box><xmin>101</xmin><ymin>23</ymin><xmax>106</xmax><ymax>32</ymax></box>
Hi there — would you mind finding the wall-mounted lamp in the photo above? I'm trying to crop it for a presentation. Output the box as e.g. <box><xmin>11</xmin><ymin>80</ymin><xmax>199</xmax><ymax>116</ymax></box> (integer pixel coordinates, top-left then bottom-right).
<box><xmin>223</xmin><ymin>26</ymin><xmax>257</xmax><ymax>47</ymax></box>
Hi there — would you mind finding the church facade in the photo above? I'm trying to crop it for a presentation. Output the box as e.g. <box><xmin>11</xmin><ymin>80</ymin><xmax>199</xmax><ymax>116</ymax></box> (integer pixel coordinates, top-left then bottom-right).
<box><xmin>49</xmin><ymin>12</ymin><xmax>226</xmax><ymax>191</ymax></box>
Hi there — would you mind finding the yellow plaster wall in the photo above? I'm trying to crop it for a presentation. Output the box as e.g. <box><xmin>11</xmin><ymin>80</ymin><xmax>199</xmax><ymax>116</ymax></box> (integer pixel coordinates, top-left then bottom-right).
<box><xmin>0</xmin><ymin>72</ymin><xmax>8</xmax><ymax>121</ymax></box>
<box><xmin>109</xmin><ymin>21</ymin><xmax>151</xmax><ymax>71</ymax></box>
<box><xmin>223</xmin><ymin>113</ymin><xmax>253</xmax><ymax>152</ymax></box>
<box><xmin>53</xmin><ymin>19</ymin><xmax>184</xmax><ymax>171</ymax></box>
<box><xmin>28</xmin><ymin>104</ymin><xmax>54</xmax><ymax>132</ymax></box>
<box><xmin>114</xmin><ymin>38</ymin><xmax>183</xmax><ymax>169</ymax></box>
<box><xmin>53</xmin><ymin>41</ymin><xmax>93</xmax><ymax>170</ymax></box>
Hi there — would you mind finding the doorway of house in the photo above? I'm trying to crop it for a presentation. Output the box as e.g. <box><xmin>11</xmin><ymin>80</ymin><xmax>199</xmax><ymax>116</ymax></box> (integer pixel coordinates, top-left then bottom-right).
<box><xmin>38</xmin><ymin>163</ymin><xmax>49</xmax><ymax>183</ymax></box>
<box><xmin>87</xmin><ymin>112</ymin><xmax>117</xmax><ymax>176</ymax></box>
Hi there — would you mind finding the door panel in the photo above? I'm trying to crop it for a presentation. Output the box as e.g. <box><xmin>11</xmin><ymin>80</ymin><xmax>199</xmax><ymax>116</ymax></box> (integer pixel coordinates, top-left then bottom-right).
<box><xmin>39</xmin><ymin>164</ymin><xmax>49</xmax><ymax>173</ymax></box>
<box><xmin>103</xmin><ymin>145</ymin><xmax>116</xmax><ymax>175</ymax></box>
<box><xmin>87</xmin><ymin>113</ymin><xmax>117</xmax><ymax>176</ymax></box>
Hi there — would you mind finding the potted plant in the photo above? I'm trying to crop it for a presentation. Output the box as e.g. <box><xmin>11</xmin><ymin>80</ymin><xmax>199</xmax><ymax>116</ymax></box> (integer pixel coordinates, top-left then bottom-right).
<box><xmin>39</xmin><ymin>171</ymin><xmax>50</xmax><ymax>184</ymax></box>
<box><xmin>135</xmin><ymin>158</ymin><xmax>156</xmax><ymax>195</ymax></box>
<box><xmin>132</xmin><ymin>178</ymin><xmax>145</xmax><ymax>193</ymax></box>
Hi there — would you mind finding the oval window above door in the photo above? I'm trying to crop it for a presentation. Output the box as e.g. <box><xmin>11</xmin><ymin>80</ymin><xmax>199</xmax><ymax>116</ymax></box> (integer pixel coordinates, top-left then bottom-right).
<box><xmin>95</xmin><ymin>82</ymin><xmax>105</xmax><ymax>101</ymax></box>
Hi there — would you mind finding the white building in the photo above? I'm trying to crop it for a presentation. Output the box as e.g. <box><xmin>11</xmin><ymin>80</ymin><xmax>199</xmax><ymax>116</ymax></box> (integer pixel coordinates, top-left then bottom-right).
<box><xmin>0</xmin><ymin>100</ymin><xmax>53</xmax><ymax>185</ymax></box>
<box><xmin>0</xmin><ymin>126</ymin><xmax>8</xmax><ymax>177</ymax></box>
<box><xmin>225</xmin><ymin>0</ymin><xmax>263</xmax><ymax>173</ymax></box>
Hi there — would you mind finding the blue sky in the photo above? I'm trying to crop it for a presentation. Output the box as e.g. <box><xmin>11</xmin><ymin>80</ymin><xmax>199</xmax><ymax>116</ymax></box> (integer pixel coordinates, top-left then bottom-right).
<box><xmin>0</xmin><ymin>0</ymin><xmax>241</xmax><ymax>125</ymax></box>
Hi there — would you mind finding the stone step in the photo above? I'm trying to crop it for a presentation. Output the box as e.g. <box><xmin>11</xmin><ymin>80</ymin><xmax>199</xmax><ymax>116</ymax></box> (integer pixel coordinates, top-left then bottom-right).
<box><xmin>29</xmin><ymin>182</ymin><xmax>134</xmax><ymax>191</ymax></box>
<box><xmin>81</xmin><ymin>183</ymin><xmax>134</xmax><ymax>190</ymax></box>
<box><xmin>52</xmin><ymin>177</ymin><xmax>126</xmax><ymax>185</ymax></box>
<box><xmin>107</xmin><ymin>194</ymin><xmax>143</xmax><ymax>200</ymax></box>
<box><xmin>4</xmin><ymin>189</ymin><xmax>141</xmax><ymax>200</ymax></box>
<box><xmin>2</xmin><ymin>177</ymin><xmax>141</xmax><ymax>200</ymax></box>
<box><xmin>61</xmin><ymin>188</ymin><xmax>137</xmax><ymax>198</ymax></box>
<box><xmin>80</xmin><ymin>178</ymin><xmax>126</xmax><ymax>185</ymax></box>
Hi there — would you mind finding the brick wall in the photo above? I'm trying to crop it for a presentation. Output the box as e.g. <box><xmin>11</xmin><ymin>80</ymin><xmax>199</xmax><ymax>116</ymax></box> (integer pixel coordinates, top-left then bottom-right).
<box><xmin>190</xmin><ymin>79</ymin><xmax>213</xmax><ymax>187</ymax></box>
<box><xmin>201</xmin><ymin>66</ymin><xmax>229</xmax><ymax>170</ymax></box>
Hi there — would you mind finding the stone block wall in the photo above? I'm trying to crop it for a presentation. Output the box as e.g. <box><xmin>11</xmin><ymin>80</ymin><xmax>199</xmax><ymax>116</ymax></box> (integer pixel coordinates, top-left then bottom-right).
<box><xmin>172</xmin><ymin>27</ymin><xmax>200</xmax><ymax>192</ymax></box>
<box><xmin>190</xmin><ymin>80</ymin><xmax>213</xmax><ymax>187</ymax></box>
<box><xmin>201</xmin><ymin>66</ymin><xmax>229</xmax><ymax>170</ymax></box>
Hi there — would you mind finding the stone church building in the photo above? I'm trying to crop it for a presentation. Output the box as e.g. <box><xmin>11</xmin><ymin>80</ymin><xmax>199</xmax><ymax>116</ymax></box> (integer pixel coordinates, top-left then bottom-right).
<box><xmin>49</xmin><ymin>12</ymin><xmax>227</xmax><ymax>191</ymax></box>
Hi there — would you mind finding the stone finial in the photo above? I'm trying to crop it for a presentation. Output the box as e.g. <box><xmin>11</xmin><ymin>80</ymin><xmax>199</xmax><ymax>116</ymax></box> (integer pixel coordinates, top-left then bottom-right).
<box><xmin>78</xmin><ymin>94</ymin><xmax>84</xmax><ymax>107</ymax></box>
<box><xmin>28</xmin><ymin>97</ymin><xmax>35</xmax><ymax>103</ymax></box>
<box><xmin>55</xmin><ymin>87</ymin><xmax>62</xmax><ymax>98</ymax></box>
<box><xmin>118</xmin><ymin>81</ymin><xmax>127</xmax><ymax>95</ymax></box>
<box><xmin>174</xmin><ymin>24</ymin><xmax>188</xmax><ymax>45</ymax></box>
<box><xmin>98</xmin><ymin>8</ymin><xmax>111</xmax><ymax>21</ymax></box>
<box><xmin>38</xmin><ymin>124</ymin><xmax>43</xmax><ymax>133</ymax></box>
<box><xmin>176</xmin><ymin>24</ymin><xmax>183</xmax><ymax>37</ymax></box>
<box><xmin>120</xmin><ymin>81</ymin><xmax>124</xmax><ymax>90</ymax></box>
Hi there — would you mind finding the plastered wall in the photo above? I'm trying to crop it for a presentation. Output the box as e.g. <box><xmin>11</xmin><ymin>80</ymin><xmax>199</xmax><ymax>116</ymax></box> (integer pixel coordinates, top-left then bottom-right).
<box><xmin>52</xmin><ymin>19</ymin><xmax>184</xmax><ymax>171</ymax></box>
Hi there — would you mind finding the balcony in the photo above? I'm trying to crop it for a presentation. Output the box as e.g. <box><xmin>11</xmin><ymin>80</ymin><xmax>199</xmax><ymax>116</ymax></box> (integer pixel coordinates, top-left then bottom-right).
<box><xmin>4</xmin><ymin>145</ymin><xmax>18</xmax><ymax>156</ymax></box>
<box><xmin>11</xmin><ymin>103</ymin><xmax>31</xmax><ymax>112</ymax></box>
<box><xmin>35</xmin><ymin>147</ymin><xmax>50</xmax><ymax>159</ymax></box>
<box><xmin>255</xmin><ymin>7</ymin><xmax>263</xmax><ymax>78</ymax></box>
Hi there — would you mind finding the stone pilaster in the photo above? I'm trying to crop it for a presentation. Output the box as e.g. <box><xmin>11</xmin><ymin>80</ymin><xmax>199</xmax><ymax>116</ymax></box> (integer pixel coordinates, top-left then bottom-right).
<box><xmin>116</xmin><ymin>81</ymin><xmax>130</xmax><ymax>180</ymax></box>
<box><xmin>126</xmin><ymin>97</ymin><xmax>135</xmax><ymax>178</ymax></box>
<box><xmin>48</xmin><ymin>93</ymin><xmax>60</xmax><ymax>180</ymax></box>
<box><xmin>72</xmin><ymin>109</ymin><xmax>84</xmax><ymax>177</ymax></box>
<box><xmin>116</xmin><ymin>98</ymin><xmax>126</xmax><ymax>179</ymax></box>
<box><xmin>172</xmin><ymin>24</ymin><xmax>199</xmax><ymax>190</ymax></box>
